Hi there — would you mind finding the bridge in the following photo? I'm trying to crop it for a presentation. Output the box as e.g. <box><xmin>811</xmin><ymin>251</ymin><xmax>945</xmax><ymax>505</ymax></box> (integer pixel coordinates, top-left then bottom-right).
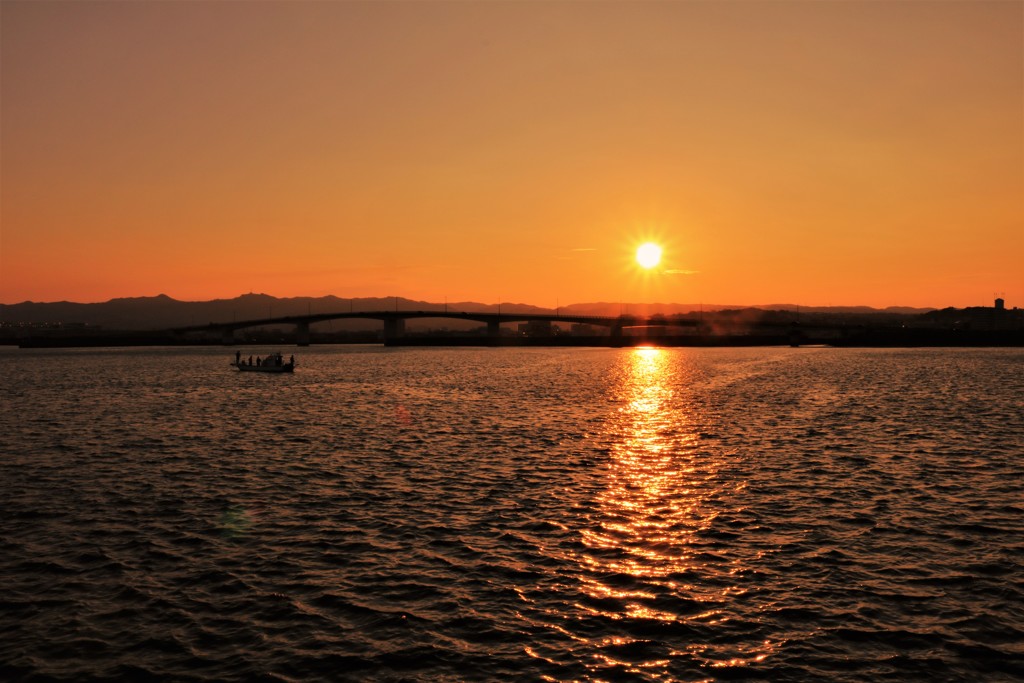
<box><xmin>171</xmin><ymin>310</ymin><xmax>706</xmax><ymax>346</ymax></box>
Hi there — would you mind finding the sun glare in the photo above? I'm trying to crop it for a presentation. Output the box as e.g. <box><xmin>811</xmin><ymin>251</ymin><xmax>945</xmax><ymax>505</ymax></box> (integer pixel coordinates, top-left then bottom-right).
<box><xmin>636</xmin><ymin>243</ymin><xmax>662</xmax><ymax>269</ymax></box>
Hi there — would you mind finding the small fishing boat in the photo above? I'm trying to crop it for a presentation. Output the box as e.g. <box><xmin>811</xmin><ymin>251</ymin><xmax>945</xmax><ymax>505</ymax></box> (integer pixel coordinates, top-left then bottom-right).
<box><xmin>231</xmin><ymin>352</ymin><xmax>295</xmax><ymax>373</ymax></box>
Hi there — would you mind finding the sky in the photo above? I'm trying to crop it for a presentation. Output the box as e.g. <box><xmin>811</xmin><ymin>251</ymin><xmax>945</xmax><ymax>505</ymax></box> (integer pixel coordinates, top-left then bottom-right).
<box><xmin>2</xmin><ymin>0</ymin><xmax>1021</xmax><ymax>308</ymax></box>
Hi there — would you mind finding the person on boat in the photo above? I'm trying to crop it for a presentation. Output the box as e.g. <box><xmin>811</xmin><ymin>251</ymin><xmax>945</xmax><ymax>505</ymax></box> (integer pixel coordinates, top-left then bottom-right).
<box><xmin>256</xmin><ymin>356</ymin><xmax>262</xmax><ymax>367</ymax></box>
<box><xmin>289</xmin><ymin>355</ymin><xmax>294</xmax><ymax>366</ymax></box>
<box><xmin>248</xmin><ymin>355</ymin><xmax>253</xmax><ymax>366</ymax></box>
<box><xmin>235</xmin><ymin>351</ymin><xmax>241</xmax><ymax>365</ymax></box>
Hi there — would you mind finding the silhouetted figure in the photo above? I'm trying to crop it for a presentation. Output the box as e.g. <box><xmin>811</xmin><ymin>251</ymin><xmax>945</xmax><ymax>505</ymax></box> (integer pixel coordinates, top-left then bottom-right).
<box><xmin>257</xmin><ymin>357</ymin><xmax>262</xmax><ymax>367</ymax></box>
<box><xmin>248</xmin><ymin>356</ymin><xmax>253</xmax><ymax>366</ymax></box>
<box><xmin>289</xmin><ymin>355</ymin><xmax>294</xmax><ymax>366</ymax></box>
<box><xmin>235</xmin><ymin>351</ymin><xmax>241</xmax><ymax>364</ymax></box>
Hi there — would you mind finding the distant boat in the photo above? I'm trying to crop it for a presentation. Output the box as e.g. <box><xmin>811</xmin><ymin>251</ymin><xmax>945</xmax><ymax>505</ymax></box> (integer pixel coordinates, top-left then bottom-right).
<box><xmin>231</xmin><ymin>352</ymin><xmax>295</xmax><ymax>373</ymax></box>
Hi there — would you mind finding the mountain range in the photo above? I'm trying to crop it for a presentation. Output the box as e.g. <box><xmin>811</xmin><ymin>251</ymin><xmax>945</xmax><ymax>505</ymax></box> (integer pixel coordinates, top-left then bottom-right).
<box><xmin>0</xmin><ymin>294</ymin><xmax>935</xmax><ymax>331</ymax></box>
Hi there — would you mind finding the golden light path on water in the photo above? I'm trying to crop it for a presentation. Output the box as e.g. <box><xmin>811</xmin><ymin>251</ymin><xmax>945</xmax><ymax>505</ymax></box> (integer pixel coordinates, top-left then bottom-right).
<box><xmin>571</xmin><ymin>348</ymin><xmax>776</xmax><ymax>678</ymax></box>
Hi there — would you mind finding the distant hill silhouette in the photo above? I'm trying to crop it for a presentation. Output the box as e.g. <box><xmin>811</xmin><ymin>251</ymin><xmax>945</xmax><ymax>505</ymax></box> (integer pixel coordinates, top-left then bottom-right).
<box><xmin>0</xmin><ymin>293</ymin><xmax>936</xmax><ymax>331</ymax></box>
<box><xmin>560</xmin><ymin>302</ymin><xmax>931</xmax><ymax>317</ymax></box>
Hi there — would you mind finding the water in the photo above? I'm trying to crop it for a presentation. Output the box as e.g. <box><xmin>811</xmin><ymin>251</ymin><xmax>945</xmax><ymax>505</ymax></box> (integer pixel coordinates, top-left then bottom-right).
<box><xmin>1</xmin><ymin>346</ymin><xmax>1022</xmax><ymax>681</ymax></box>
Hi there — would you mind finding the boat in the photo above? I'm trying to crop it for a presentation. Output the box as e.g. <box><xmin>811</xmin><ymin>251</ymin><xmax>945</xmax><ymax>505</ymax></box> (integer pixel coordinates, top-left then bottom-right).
<box><xmin>231</xmin><ymin>352</ymin><xmax>295</xmax><ymax>373</ymax></box>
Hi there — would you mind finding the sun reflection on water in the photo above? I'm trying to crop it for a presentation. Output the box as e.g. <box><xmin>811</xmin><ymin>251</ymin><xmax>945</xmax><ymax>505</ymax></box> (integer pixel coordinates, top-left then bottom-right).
<box><xmin>587</xmin><ymin>349</ymin><xmax>709</xmax><ymax>580</ymax></box>
<box><xmin>567</xmin><ymin>348</ymin><xmax>776</xmax><ymax>676</ymax></box>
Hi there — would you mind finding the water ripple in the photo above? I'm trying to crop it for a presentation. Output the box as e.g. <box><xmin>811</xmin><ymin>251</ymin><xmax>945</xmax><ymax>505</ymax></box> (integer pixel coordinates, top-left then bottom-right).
<box><xmin>0</xmin><ymin>346</ymin><xmax>1021</xmax><ymax>681</ymax></box>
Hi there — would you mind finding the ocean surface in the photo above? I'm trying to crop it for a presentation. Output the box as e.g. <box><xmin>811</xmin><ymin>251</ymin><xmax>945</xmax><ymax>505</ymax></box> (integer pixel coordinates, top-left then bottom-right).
<box><xmin>1</xmin><ymin>346</ymin><xmax>1022</xmax><ymax>682</ymax></box>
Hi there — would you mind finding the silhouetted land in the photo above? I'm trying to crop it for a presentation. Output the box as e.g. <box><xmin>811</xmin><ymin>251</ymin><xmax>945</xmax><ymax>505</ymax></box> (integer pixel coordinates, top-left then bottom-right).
<box><xmin>2</xmin><ymin>295</ymin><xmax>1021</xmax><ymax>347</ymax></box>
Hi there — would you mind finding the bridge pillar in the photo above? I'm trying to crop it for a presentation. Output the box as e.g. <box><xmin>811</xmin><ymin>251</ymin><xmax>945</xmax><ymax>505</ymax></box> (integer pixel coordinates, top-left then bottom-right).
<box><xmin>295</xmin><ymin>321</ymin><xmax>310</xmax><ymax>347</ymax></box>
<box><xmin>487</xmin><ymin>320</ymin><xmax>501</xmax><ymax>345</ymax></box>
<box><xmin>221</xmin><ymin>327</ymin><xmax>236</xmax><ymax>345</ymax></box>
<box><xmin>610</xmin><ymin>323</ymin><xmax>625</xmax><ymax>347</ymax></box>
<box><xmin>384</xmin><ymin>318</ymin><xmax>406</xmax><ymax>343</ymax></box>
<box><xmin>788</xmin><ymin>324</ymin><xmax>803</xmax><ymax>348</ymax></box>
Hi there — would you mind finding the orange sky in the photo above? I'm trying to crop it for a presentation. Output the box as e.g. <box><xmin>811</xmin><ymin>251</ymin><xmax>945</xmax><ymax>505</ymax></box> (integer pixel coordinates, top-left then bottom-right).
<box><xmin>2</xmin><ymin>1</ymin><xmax>1021</xmax><ymax>308</ymax></box>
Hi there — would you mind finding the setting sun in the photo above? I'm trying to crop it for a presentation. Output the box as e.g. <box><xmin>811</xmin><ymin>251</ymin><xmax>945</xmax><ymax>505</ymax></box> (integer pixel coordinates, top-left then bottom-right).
<box><xmin>636</xmin><ymin>243</ymin><xmax>663</xmax><ymax>270</ymax></box>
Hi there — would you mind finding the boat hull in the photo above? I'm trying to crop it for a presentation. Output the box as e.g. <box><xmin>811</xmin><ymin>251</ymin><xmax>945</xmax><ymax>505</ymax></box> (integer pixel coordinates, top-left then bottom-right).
<box><xmin>231</xmin><ymin>362</ymin><xmax>294</xmax><ymax>373</ymax></box>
